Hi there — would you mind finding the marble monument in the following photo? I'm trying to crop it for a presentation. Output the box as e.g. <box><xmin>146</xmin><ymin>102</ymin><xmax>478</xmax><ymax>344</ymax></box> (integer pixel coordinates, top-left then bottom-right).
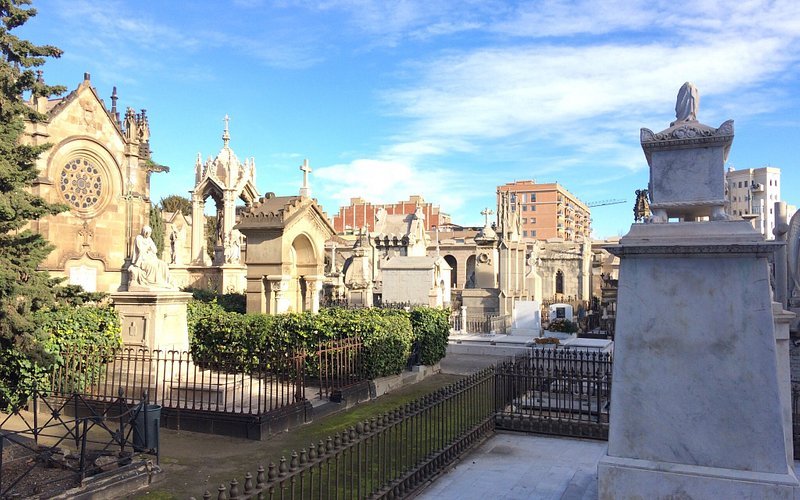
<box><xmin>597</xmin><ymin>84</ymin><xmax>799</xmax><ymax>499</ymax></box>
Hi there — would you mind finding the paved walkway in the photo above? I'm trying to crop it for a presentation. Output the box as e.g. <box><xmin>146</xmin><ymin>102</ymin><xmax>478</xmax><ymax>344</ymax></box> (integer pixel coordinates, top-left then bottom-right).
<box><xmin>416</xmin><ymin>433</ymin><xmax>606</xmax><ymax>500</ymax></box>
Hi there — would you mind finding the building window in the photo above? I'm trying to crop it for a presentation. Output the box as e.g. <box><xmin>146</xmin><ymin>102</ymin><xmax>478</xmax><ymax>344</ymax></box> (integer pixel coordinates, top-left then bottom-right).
<box><xmin>530</xmin><ymin>193</ymin><xmax>536</xmax><ymax>202</ymax></box>
<box><xmin>522</xmin><ymin>205</ymin><xmax>527</xmax><ymax>212</ymax></box>
<box><xmin>555</xmin><ymin>270</ymin><xmax>564</xmax><ymax>294</ymax></box>
<box><xmin>531</xmin><ymin>217</ymin><xmax>536</xmax><ymax>224</ymax></box>
<box><xmin>523</xmin><ymin>230</ymin><xmax>528</xmax><ymax>237</ymax></box>
<box><xmin>530</xmin><ymin>205</ymin><xmax>536</xmax><ymax>211</ymax></box>
<box><xmin>531</xmin><ymin>230</ymin><xmax>536</xmax><ymax>237</ymax></box>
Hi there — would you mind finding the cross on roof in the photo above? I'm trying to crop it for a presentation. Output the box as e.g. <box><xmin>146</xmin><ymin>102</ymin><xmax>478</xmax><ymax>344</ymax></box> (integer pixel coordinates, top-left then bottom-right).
<box><xmin>299</xmin><ymin>158</ymin><xmax>312</xmax><ymax>197</ymax></box>
<box><xmin>481</xmin><ymin>207</ymin><xmax>494</xmax><ymax>226</ymax></box>
<box><xmin>222</xmin><ymin>114</ymin><xmax>230</xmax><ymax>146</ymax></box>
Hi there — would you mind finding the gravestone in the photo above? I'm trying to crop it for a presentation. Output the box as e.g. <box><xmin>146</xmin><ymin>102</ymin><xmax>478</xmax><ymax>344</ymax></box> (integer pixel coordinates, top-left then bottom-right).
<box><xmin>548</xmin><ymin>303</ymin><xmax>573</xmax><ymax>322</ymax></box>
<box><xmin>597</xmin><ymin>84</ymin><xmax>798</xmax><ymax>499</ymax></box>
<box><xmin>510</xmin><ymin>300</ymin><xmax>541</xmax><ymax>335</ymax></box>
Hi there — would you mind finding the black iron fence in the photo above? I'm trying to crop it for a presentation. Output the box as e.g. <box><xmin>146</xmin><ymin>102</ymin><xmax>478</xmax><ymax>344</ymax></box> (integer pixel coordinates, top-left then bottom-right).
<box><xmin>495</xmin><ymin>349</ymin><xmax>612</xmax><ymax>440</ymax></box>
<box><xmin>51</xmin><ymin>348</ymin><xmax>307</xmax><ymax>416</ymax></box>
<box><xmin>0</xmin><ymin>389</ymin><xmax>158</xmax><ymax>498</ymax></box>
<box><xmin>316</xmin><ymin>337</ymin><xmax>365</xmax><ymax>400</ymax></box>
<box><xmin>196</xmin><ymin>367</ymin><xmax>496</xmax><ymax>499</ymax></box>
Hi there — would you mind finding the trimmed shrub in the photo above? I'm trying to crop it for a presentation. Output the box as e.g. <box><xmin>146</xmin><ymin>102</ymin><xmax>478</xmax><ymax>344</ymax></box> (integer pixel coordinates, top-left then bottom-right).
<box><xmin>409</xmin><ymin>307</ymin><xmax>450</xmax><ymax>366</ymax></box>
<box><xmin>356</xmin><ymin>309</ymin><xmax>413</xmax><ymax>379</ymax></box>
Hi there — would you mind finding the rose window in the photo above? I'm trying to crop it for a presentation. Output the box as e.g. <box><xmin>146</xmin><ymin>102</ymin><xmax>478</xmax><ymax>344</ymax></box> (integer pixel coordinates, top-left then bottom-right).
<box><xmin>59</xmin><ymin>158</ymin><xmax>104</xmax><ymax>210</ymax></box>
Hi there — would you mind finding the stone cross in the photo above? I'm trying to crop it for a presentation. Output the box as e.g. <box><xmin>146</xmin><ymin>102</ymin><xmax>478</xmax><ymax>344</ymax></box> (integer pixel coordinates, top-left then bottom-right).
<box><xmin>222</xmin><ymin>114</ymin><xmax>230</xmax><ymax>146</ymax></box>
<box><xmin>79</xmin><ymin>221</ymin><xmax>94</xmax><ymax>249</ymax></box>
<box><xmin>299</xmin><ymin>158</ymin><xmax>312</xmax><ymax>197</ymax></box>
<box><xmin>481</xmin><ymin>208</ymin><xmax>494</xmax><ymax>227</ymax></box>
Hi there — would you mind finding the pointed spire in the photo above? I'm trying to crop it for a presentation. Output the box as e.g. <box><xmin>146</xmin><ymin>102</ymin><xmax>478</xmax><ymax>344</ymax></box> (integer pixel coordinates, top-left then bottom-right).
<box><xmin>222</xmin><ymin>114</ymin><xmax>230</xmax><ymax>147</ymax></box>
<box><xmin>110</xmin><ymin>86</ymin><xmax>119</xmax><ymax>125</ymax></box>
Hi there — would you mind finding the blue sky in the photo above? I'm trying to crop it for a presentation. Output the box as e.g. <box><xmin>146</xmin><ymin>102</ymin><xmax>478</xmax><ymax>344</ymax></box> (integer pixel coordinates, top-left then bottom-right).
<box><xmin>18</xmin><ymin>0</ymin><xmax>800</xmax><ymax>238</ymax></box>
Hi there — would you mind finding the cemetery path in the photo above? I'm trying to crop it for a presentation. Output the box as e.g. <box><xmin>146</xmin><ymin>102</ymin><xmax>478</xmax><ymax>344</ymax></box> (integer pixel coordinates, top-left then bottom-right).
<box><xmin>128</xmin><ymin>372</ymin><xmax>465</xmax><ymax>499</ymax></box>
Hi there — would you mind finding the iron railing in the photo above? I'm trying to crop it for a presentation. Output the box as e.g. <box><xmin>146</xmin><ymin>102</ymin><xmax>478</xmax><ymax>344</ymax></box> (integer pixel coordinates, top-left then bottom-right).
<box><xmin>316</xmin><ymin>337</ymin><xmax>364</xmax><ymax>400</ymax></box>
<box><xmin>495</xmin><ymin>349</ymin><xmax>612</xmax><ymax>440</ymax></box>
<box><xmin>0</xmin><ymin>388</ymin><xmax>158</xmax><ymax>498</ymax></box>
<box><xmin>197</xmin><ymin>367</ymin><xmax>496</xmax><ymax>499</ymax></box>
<box><xmin>51</xmin><ymin>348</ymin><xmax>307</xmax><ymax>416</ymax></box>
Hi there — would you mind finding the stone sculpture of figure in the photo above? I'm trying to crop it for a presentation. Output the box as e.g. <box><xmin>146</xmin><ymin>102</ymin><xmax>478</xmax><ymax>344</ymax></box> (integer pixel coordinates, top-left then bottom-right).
<box><xmin>671</xmin><ymin>82</ymin><xmax>699</xmax><ymax>126</ymax></box>
<box><xmin>129</xmin><ymin>225</ymin><xmax>173</xmax><ymax>290</ymax></box>
<box><xmin>169</xmin><ymin>226</ymin><xmax>179</xmax><ymax>264</ymax></box>
<box><xmin>633</xmin><ymin>189</ymin><xmax>651</xmax><ymax>222</ymax></box>
<box><xmin>788</xmin><ymin>210</ymin><xmax>800</xmax><ymax>298</ymax></box>
<box><xmin>224</xmin><ymin>228</ymin><xmax>243</xmax><ymax>264</ymax></box>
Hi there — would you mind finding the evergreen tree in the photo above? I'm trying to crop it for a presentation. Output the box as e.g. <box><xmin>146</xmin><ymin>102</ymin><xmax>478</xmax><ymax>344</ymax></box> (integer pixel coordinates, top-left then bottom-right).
<box><xmin>160</xmin><ymin>194</ymin><xmax>191</xmax><ymax>216</ymax></box>
<box><xmin>149</xmin><ymin>204</ymin><xmax>165</xmax><ymax>259</ymax></box>
<box><xmin>0</xmin><ymin>1</ymin><xmax>66</xmax><ymax>357</ymax></box>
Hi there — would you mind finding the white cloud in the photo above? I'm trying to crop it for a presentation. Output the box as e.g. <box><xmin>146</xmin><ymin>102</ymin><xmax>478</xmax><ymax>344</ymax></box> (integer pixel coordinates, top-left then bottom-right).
<box><xmin>314</xmin><ymin>158</ymin><xmax>477</xmax><ymax>214</ymax></box>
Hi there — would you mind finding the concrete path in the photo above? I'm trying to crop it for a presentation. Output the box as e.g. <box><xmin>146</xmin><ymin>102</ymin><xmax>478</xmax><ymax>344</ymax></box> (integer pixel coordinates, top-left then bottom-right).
<box><xmin>416</xmin><ymin>433</ymin><xmax>607</xmax><ymax>500</ymax></box>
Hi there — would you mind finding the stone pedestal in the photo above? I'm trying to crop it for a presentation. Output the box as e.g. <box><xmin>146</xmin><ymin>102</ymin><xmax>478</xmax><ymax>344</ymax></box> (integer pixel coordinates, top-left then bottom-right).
<box><xmin>597</xmin><ymin>221</ymin><xmax>799</xmax><ymax>499</ymax></box>
<box><xmin>219</xmin><ymin>264</ymin><xmax>247</xmax><ymax>294</ymax></box>
<box><xmin>112</xmin><ymin>291</ymin><xmax>192</xmax><ymax>352</ymax></box>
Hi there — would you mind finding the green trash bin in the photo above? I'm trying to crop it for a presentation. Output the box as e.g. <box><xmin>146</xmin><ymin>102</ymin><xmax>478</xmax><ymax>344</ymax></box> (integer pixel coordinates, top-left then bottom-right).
<box><xmin>132</xmin><ymin>403</ymin><xmax>161</xmax><ymax>451</ymax></box>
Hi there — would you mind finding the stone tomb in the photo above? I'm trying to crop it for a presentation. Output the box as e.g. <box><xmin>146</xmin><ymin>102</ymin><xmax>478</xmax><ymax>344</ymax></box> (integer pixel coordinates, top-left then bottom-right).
<box><xmin>112</xmin><ymin>291</ymin><xmax>191</xmax><ymax>352</ymax></box>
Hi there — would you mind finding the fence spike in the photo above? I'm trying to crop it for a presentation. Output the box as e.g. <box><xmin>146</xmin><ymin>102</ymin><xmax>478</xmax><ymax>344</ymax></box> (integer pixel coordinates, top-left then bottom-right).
<box><xmin>349</xmin><ymin>426</ymin><xmax>357</xmax><ymax>441</ymax></box>
<box><xmin>256</xmin><ymin>465</ymin><xmax>266</xmax><ymax>487</ymax></box>
<box><xmin>334</xmin><ymin>432</ymin><xmax>342</xmax><ymax>448</ymax></box>
<box><xmin>243</xmin><ymin>472</ymin><xmax>253</xmax><ymax>493</ymax></box>
<box><xmin>326</xmin><ymin>436</ymin><xmax>334</xmax><ymax>453</ymax></box>
<box><xmin>278</xmin><ymin>456</ymin><xmax>288</xmax><ymax>476</ymax></box>
<box><xmin>299</xmin><ymin>448</ymin><xmax>307</xmax><ymax>465</ymax></box>
<box><xmin>289</xmin><ymin>451</ymin><xmax>299</xmax><ymax>471</ymax></box>
<box><xmin>308</xmin><ymin>442</ymin><xmax>318</xmax><ymax>460</ymax></box>
<box><xmin>202</xmin><ymin>491</ymin><xmax>212</xmax><ymax>500</ymax></box>
<box><xmin>229</xmin><ymin>478</ymin><xmax>240</xmax><ymax>498</ymax></box>
<box><xmin>318</xmin><ymin>439</ymin><xmax>327</xmax><ymax>456</ymax></box>
<box><xmin>267</xmin><ymin>462</ymin><xmax>277</xmax><ymax>482</ymax></box>
<box><xmin>355</xmin><ymin>421</ymin><xmax>364</xmax><ymax>434</ymax></box>
<box><xmin>217</xmin><ymin>483</ymin><xmax>228</xmax><ymax>500</ymax></box>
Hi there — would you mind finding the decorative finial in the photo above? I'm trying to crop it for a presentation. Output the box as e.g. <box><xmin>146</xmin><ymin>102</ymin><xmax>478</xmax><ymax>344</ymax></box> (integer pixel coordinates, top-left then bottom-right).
<box><xmin>222</xmin><ymin>114</ymin><xmax>230</xmax><ymax>147</ymax></box>
<box><xmin>84</xmin><ymin>72</ymin><xmax>91</xmax><ymax>81</ymax></box>
<box><xmin>299</xmin><ymin>158</ymin><xmax>312</xmax><ymax>198</ymax></box>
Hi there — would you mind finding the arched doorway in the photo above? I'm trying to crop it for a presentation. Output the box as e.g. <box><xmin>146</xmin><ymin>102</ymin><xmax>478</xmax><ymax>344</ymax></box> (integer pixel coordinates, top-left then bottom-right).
<box><xmin>444</xmin><ymin>255</ymin><xmax>458</xmax><ymax>288</ymax></box>
<box><xmin>289</xmin><ymin>233</ymin><xmax>317</xmax><ymax>312</ymax></box>
<box><xmin>465</xmin><ymin>255</ymin><xmax>476</xmax><ymax>289</ymax></box>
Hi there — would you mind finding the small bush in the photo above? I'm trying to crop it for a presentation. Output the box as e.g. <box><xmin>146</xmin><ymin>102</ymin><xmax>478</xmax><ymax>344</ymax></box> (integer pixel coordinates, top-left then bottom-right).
<box><xmin>0</xmin><ymin>305</ymin><xmax>122</xmax><ymax>410</ymax></box>
<box><xmin>547</xmin><ymin>319</ymin><xmax>578</xmax><ymax>333</ymax></box>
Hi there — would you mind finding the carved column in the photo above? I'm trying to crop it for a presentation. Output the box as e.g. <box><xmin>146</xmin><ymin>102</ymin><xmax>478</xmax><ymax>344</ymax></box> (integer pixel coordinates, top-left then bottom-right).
<box><xmin>304</xmin><ymin>275</ymin><xmax>324</xmax><ymax>313</ymax></box>
<box><xmin>267</xmin><ymin>275</ymin><xmax>291</xmax><ymax>315</ymax></box>
<box><xmin>190</xmin><ymin>192</ymin><xmax>207</xmax><ymax>265</ymax></box>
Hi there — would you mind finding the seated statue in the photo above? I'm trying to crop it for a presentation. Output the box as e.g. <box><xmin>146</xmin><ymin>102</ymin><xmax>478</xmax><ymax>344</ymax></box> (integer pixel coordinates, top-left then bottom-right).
<box><xmin>128</xmin><ymin>225</ymin><xmax>174</xmax><ymax>290</ymax></box>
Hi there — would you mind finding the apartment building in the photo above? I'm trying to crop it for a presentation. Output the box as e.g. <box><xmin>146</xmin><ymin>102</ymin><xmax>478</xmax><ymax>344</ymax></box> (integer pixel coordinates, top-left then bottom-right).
<box><xmin>497</xmin><ymin>180</ymin><xmax>591</xmax><ymax>241</ymax></box>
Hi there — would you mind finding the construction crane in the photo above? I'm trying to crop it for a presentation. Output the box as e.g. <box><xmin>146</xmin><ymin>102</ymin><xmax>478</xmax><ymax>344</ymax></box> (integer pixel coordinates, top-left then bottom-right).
<box><xmin>586</xmin><ymin>199</ymin><xmax>626</xmax><ymax>208</ymax></box>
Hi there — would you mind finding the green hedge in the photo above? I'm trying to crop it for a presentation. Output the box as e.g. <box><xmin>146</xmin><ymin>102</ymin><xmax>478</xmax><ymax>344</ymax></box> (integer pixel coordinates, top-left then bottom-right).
<box><xmin>188</xmin><ymin>306</ymin><xmax>422</xmax><ymax>379</ymax></box>
<box><xmin>0</xmin><ymin>305</ymin><xmax>122</xmax><ymax>410</ymax></box>
<box><xmin>409</xmin><ymin>307</ymin><xmax>450</xmax><ymax>366</ymax></box>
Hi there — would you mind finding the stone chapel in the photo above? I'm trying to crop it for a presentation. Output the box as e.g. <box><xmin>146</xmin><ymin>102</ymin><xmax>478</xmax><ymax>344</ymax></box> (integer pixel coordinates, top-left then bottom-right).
<box><xmin>24</xmin><ymin>73</ymin><xmax>166</xmax><ymax>292</ymax></box>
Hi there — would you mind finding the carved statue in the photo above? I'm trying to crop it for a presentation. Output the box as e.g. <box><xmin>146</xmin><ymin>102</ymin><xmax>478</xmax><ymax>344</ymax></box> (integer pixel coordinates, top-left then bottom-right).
<box><xmin>129</xmin><ymin>225</ymin><xmax>173</xmax><ymax>290</ymax></box>
<box><xmin>633</xmin><ymin>189</ymin><xmax>651</xmax><ymax>222</ymax></box>
<box><xmin>671</xmin><ymin>82</ymin><xmax>699</xmax><ymax>126</ymax></box>
<box><xmin>169</xmin><ymin>225</ymin><xmax>179</xmax><ymax>264</ymax></box>
<box><xmin>224</xmin><ymin>228</ymin><xmax>243</xmax><ymax>264</ymax></box>
<box><xmin>788</xmin><ymin>210</ymin><xmax>800</xmax><ymax>299</ymax></box>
